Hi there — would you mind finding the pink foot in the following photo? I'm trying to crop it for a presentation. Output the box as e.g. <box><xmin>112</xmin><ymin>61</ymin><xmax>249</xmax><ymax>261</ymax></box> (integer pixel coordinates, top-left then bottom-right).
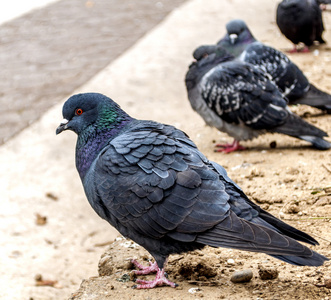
<box><xmin>287</xmin><ymin>45</ymin><xmax>310</xmax><ymax>53</ymax></box>
<box><xmin>131</xmin><ymin>259</ymin><xmax>158</xmax><ymax>275</ymax></box>
<box><xmin>133</xmin><ymin>268</ymin><xmax>178</xmax><ymax>289</ymax></box>
<box><xmin>301</xmin><ymin>46</ymin><xmax>310</xmax><ymax>53</ymax></box>
<box><xmin>320</xmin><ymin>4</ymin><xmax>327</xmax><ymax>10</ymax></box>
<box><xmin>215</xmin><ymin>140</ymin><xmax>246</xmax><ymax>153</ymax></box>
<box><xmin>287</xmin><ymin>46</ymin><xmax>298</xmax><ymax>53</ymax></box>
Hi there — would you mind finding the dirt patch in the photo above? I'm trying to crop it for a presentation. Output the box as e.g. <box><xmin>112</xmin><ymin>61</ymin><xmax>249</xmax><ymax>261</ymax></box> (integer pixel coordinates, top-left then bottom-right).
<box><xmin>69</xmin><ymin>238</ymin><xmax>331</xmax><ymax>300</ymax></box>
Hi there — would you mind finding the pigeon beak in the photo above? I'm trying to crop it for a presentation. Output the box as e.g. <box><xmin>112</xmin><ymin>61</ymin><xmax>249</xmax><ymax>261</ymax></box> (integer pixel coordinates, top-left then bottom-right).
<box><xmin>229</xmin><ymin>33</ymin><xmax>238</xmax><ymax>44</ymax></box>
<box><xmin>56</xmin><ymin>119</ymin><xmax>69</xmax><ymax>135</ymax></box>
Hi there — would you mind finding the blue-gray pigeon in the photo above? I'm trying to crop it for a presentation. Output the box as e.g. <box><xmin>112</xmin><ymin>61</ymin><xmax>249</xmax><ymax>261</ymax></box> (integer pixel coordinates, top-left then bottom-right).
<box><xmin>276</xmin><ymin>0</ymin><xmax>325</xmax><ymax>52</ymax></box>
<box><xmin>56</xmin><ymin>93</ymin><xmax>328</xmax><ymax>288</ymax></box>
<box><xmin>185</xmin><ymin>45</ymin><xmax>331</xmax><ymax>152</ymax></box>
<box><xmin>217</xmin><ymin>19</ymin><xmax>331</xmax><ymax>113</ymax></box>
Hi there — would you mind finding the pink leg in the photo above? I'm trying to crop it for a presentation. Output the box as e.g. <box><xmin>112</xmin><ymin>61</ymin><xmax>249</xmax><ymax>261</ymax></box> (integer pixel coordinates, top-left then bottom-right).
<box><xmin>287</xmin><ymin>45</ymin><xmax>310</xmax><ymax>53</ymax></box>
<box><xmin>287</xmin><ymin>45</ymin><xmax>298</xmax><ymax>53</ymax></box>
<box><xmin>131</xmin><ymin>259</ymin><xmax>158</xmax><ymax>275</ymax></box>
<box><xmin>215</xmin><ymin>139</ymin><xmax>245</xmax><ymax>153</ymax></box>
<box><xmin>320</xmin><ymin>4</ymin><xmax>327</xmax><ymax>10</ymax></box>
<box><xmin>133</xmin><ymin>267</ymin><xmax>177</xmax><ymax>289</ymax></box>
<box><xmin>301</xmin><ymin>46</ymin><xmax>310</xmax><ymax>53</ymax></box>
<box><xmin>131</xmin><ymin>259</ymin><xmax>177</xmax><ymax>289</ymax></box>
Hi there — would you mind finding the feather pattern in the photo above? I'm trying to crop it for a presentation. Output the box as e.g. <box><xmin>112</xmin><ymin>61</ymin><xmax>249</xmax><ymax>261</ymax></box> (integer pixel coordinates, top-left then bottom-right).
<box><xmin>217</xmin><ymin>19</ymin><xmax>331</xmax><ymax>112</ymax></box>
<box><xmin>85</xmin><ymin>119</ymin><xmax>327</xmax><ymax>267</ymax></box>
<box><xmin>185</xmin><ymin>48</ymin><xmax>330</xmax><ymax>149</ymax></box>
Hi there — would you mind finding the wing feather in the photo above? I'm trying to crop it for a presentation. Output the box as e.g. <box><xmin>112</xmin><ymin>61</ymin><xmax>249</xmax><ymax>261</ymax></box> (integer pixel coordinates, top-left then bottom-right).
<box><xmin>200</xmin><ymin>61</ymin><xmax>289</xmax><ymax>130</ymax></box>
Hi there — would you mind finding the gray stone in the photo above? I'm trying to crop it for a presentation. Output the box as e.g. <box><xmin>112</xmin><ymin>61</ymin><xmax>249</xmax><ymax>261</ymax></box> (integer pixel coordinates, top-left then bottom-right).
<box><xmin>230</xmin><ymin>269</ymin><xmax>253</xmax><ymax>283</ymax></box>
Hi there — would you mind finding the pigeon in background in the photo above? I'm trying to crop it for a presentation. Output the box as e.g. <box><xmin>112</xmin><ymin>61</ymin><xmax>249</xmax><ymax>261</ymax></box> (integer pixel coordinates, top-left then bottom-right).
<box><xmin>185</xmin><ymin>45</ymin><xmax>331</xmax><ymax>152</ymax></box>
<box><xmin>217</xmin><ymin>19</ymin><xmax>331</xmax><ymax>113</ymax></box>
<box><xmin>276</xmin><ymin>0</ymin><xmax>325</xmax><ymax>52</ymax></box>
<box><xmin>56</xmin><ymin>93</ymin><xmax>328</xmax><ymax>288</ymax></box>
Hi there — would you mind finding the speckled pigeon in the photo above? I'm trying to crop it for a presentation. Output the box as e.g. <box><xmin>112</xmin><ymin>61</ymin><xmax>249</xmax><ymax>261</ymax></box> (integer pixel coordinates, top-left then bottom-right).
<box><xmin>276</xmin><ymin>0</ymin><xmax>325</xmax><ymax>52</ymax></box>
<box><xmin>217</xmin><ymin>19</ymin><xmax>331</xmax><ymax>113</ymax></box>
<box><xmin>56</xmin><ymin>93</ymin><xmax>328</xmax><ymax>289</ymax></box>
<box><xmin>185</xmin><ymin>45</ymin><xmax>331</xmax><ymax>152</ymax></box>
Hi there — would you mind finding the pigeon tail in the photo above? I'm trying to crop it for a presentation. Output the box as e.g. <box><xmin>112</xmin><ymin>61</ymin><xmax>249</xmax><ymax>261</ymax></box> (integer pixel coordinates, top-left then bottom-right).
<box><xmin>298</xmin><ymin>135</ymin><xmax>331</xmax><ymax>150</ymax></box>
<box><xmin>271</xmin><ymin>112</ymin><xmax>330</xmax><ymax>149</ymax></box>
<box><xmin>270</xmin><ymin>251</ymin><xmax>328</xmax><ymax>267</ymax></box>
<box><xmin>196</xmin><ymin>211</ymin><xmax>328</xmax><ymax>267</ymax></box>
<box><xmin>291</xmin><ymin>84</ymin><xmax>331</xmax><ymax>113</ymax></box>
<box><xmin>253</xmin><ymin>210</ymin><xmax>319</xmax><ymax>246</ymax></box>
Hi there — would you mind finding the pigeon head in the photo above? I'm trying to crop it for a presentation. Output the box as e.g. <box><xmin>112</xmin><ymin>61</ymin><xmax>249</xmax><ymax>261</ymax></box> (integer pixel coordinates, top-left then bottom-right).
<box><xmin>225</xmin><ymin>19</ymin><xmax>255</xmax><ymax>44</ymax></box>
<box><xmin>217</xmin><ymin>19</ymin><xmax>256</xmax><ymax>57</ymax></box>
<box><xmin>186</xmin><ymin>45</ymin><xmax>234</xmax><ymax>90</ymax></box>
<box><xmin>57</xmin><ymin>93</ymin><xmax>133</xmax><ymax>179</ymax></box>
<box><xmin>192</xmin><ymin>45</ymin><xmax>234</xmax><ymax>62</ymax></box>
<box><xmin>193</xmin><ymin>45</ymin><xmax>219</xmax><ymax>60</ymax></box>
<box><xmin>56</xmin><ymin>93</ymin><xmax>131</xmax><ymax>136</ymax></box>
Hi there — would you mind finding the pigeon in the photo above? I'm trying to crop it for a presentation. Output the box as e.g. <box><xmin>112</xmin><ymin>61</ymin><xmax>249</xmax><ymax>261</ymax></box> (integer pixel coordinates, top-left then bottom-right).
<box><xmin>217</xmin><ymin>19</ymin><xmax>331</xmax><ymax>113</ymax></box>
<box><xmin>276</xmin><ymin>0</ymin><xmax>325</xmax><ymax>52</ymax></box>
<box><xmin>56</xmin><ymin>92</ymin><xmax>328</xmax><ymax>289</ymax></box>
<box><xmin>185</xmin><ymin>45</ymin><xmax>331</xmax><ymax>152</ymax></box>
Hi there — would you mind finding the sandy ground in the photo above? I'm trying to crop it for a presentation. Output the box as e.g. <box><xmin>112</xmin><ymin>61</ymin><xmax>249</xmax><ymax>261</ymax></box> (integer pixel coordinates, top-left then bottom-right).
<box><xmin>1</xmin><ymin>0</ymin><xmax>330</xmax><ymax>299</ymax></box>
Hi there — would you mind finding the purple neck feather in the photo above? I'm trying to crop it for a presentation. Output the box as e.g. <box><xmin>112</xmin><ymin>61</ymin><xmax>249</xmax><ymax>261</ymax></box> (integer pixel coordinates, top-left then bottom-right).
<box><xmin>75</xmin><ymin>119</ymin><xmax>132</xmax><ymax>179</ymax></box>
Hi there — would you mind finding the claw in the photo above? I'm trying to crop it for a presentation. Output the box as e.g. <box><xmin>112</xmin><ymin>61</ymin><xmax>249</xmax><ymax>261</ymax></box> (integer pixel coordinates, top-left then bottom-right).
<box><xmin>131</xmin><ymin>259</ymin><xmax>158</xmax><ymax>275</ymax></box>
<box><xmin>287</xmin><ymin>45</ymin><xmax>310</xmax><ymax>53</ymax></box>
<box><xmin>134</xmin><ymin>268</ymin><xmax>177</xmax><ymax>289</ymax></box>
<box><xmin>215</xmin><ymin>139</ymin><xmax>245</xmax><ymax>153</ymax></box>
<box><xmin>130</xmin><ymin>259</ymin><xmax>177</xmax><ymax>289</ymax></box>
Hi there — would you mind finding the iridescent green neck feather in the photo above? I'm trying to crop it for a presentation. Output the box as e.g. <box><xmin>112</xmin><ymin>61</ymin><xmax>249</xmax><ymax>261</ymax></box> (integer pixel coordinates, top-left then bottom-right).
<box><xmin>76</xmin><ymin>104</ymin><xmax>133</xmax><ymax>179</ymax></box>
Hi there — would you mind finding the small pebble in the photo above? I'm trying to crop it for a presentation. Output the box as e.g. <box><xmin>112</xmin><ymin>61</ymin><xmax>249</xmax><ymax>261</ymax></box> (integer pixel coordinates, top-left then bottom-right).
<box><xmin>35</xmin><ymin>213</ymin><xmax>47</xmax><ymax>226</ymax></box>
<box><xmin>325</xmin><ymin>279</ymin><xmax>331</xmax><ymax>289</ymax></box>
<box><xmin>45</xmin><ymin>192</ymin><xmax>58</xmax><ymax>201</ymax></box>
<box><xmin>230</xmin><ymin>269</ymin><xmax>253</xmax><ymax>283</ymax></box>
<box><xmin>227</xmin><ymin>259</ymin><xmax>235</xmax><ymax>264</ymax></box>
<box><xmin>258</xmin><ymin>265</ymin><xmax>279</xmax><ymax>280</ymax></box>
<box><xmin>188</xmin><ymin>287</ymin><xmax>201</xmax><ymax>294</ymax></box>
<box><xmin>269</xmin><ymin>141</ymin><xmax>277</xmax><ymax>148</ymax></box>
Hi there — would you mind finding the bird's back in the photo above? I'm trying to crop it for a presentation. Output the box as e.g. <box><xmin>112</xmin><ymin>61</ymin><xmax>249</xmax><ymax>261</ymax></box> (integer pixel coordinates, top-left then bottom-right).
<box><xmin>83</xmin><ymin>118</ymin><xmax>328</xmax><ymax>267</ymax></box>
<box><xmin>240</xmin><ymin>42</ymin><xmax>310</xmax><ymax>100</ymax></box>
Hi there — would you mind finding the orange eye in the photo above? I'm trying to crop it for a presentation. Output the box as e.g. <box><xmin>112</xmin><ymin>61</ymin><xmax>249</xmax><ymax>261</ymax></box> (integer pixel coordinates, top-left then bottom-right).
<box><xmin>75</xmin><ymin>108</ymin><xmax>83</xmax><ymax>115</ymax></box>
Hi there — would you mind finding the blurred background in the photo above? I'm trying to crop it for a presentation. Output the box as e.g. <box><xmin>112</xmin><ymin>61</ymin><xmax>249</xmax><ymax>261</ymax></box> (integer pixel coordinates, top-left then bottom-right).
<box><xmin>0</xmin><ymin>0</ymin><xmax>186</xmax><ymax>144</ymax></box>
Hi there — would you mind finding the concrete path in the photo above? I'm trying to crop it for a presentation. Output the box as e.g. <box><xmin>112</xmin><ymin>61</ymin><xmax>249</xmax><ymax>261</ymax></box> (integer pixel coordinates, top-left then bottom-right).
<box><xmin>0</xmin><ymin>0</ymin><xmax>186</xmax><ymax>144</ymax></box>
